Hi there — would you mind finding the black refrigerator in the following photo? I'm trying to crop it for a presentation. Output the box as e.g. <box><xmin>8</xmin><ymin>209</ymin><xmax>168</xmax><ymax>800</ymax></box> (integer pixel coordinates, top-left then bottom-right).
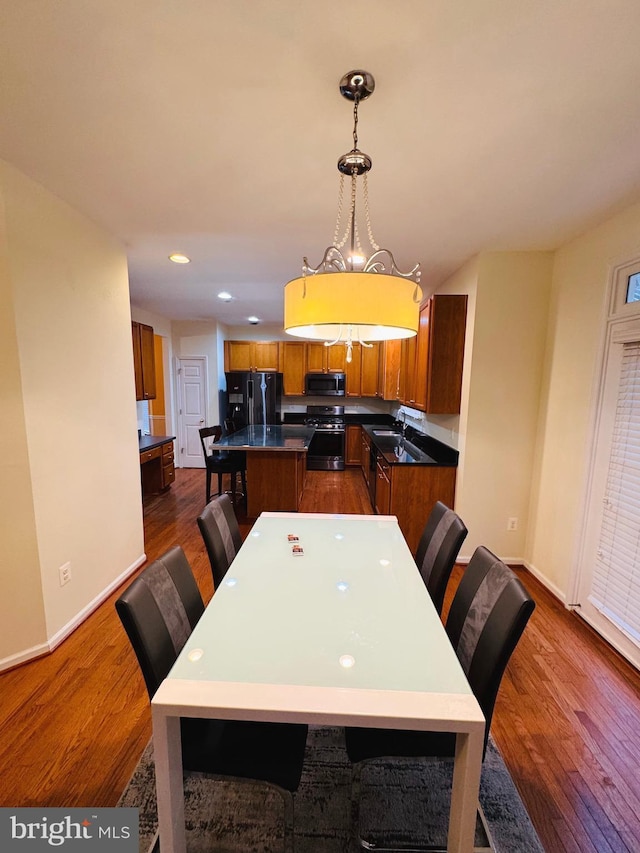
<box><xmin>224</xmin><ymin>372</ymin><xmax>283</xmax><ymax>429</ymax></box>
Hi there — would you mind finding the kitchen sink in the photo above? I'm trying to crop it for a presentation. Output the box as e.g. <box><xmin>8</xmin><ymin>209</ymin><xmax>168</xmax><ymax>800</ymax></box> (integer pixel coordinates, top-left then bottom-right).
<box><xmin>372</xmin><ymin>429</ymin><xmax>402</xmax><ymax>437</ymax></box>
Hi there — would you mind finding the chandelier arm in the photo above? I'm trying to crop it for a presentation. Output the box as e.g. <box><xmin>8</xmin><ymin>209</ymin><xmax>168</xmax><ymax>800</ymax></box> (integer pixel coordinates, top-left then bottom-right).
<box><xmin>323</xmin><ymin>325</ymin><xmax>344</xmax><ymax>347</ymax></box>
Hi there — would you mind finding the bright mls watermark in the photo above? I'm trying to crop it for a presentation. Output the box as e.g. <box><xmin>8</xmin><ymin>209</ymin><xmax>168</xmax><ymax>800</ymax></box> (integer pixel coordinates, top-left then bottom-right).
<box><xmin>0</xmin><ymin>809</ymin><xmax>138</xmax><ymax>851</ymax></box>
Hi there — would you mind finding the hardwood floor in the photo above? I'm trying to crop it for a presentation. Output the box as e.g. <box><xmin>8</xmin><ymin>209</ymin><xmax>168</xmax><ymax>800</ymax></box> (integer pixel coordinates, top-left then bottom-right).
<box><xmin>1</xmin><ymin>466</ymin><xmax>639</xmax><ymax>853</ymax></box>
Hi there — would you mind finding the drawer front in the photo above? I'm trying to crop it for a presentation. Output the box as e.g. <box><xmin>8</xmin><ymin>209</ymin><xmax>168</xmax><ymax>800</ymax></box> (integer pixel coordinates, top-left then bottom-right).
<box><xmin>162</xmin><ymin>441</ymin><xmax>174</xmax><ymax>457</ymax></box>
<box><xmin>140</xmin><ymin>446</ymin><xmax>162</xmax><ymax>464</ymax></box>
<box><xmin>162</xmin><ymin>464</ymin><xmax>175</xmax><ymax>487</ymax></box>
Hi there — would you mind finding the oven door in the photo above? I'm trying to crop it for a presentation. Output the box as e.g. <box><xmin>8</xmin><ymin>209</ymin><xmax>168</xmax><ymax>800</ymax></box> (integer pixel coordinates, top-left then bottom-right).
<box><xmin>307</xmin><ymin>428</ymin><xmax>345</xmax><ymax>471</ymax></box>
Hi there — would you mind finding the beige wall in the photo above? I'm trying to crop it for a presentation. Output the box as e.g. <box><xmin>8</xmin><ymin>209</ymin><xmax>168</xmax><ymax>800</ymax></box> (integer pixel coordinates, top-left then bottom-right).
<box><xmin>0</xmin><ymin>176</ymin><xmax>47</xmax><ymax>660</ymax></box>
<box><xmin>436</xmin><ymin>252</ymin><xmax>553</xmax><ymax>562</ymax></box>
<box><xmin>528</xmin><ymin>199</ymin><xmax>640</xmax><ymax>596</ymax></box>
<box><xmin>0</xmin><ymin>161</ymin><xmax>144</xmax><ymax>667</ymax></box>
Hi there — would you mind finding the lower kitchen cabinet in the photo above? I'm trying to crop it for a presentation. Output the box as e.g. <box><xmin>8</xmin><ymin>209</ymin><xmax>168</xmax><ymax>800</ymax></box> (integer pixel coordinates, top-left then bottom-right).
<box><xmin>370</xmin><ymin>456</ymin><xmax>456</xmax><ymax>554</ymax></box>
<box><xmin>139</xmin><ymin>437</ymin><xmax>176</xmax><ymax>497</ymax></box>
<box><xmin>345</xmin><ymin>425</ymin><xmax>362</xmax><ymax>465</ymax></box>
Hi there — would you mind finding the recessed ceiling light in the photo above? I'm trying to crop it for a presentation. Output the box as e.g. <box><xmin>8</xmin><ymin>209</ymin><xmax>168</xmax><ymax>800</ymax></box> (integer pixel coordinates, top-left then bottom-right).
<box><xmin>247</xmin><ymin>316</ymin><xmax>260</xmax><ymax>324</ymax></box>
<box><xmin>169</xmin><ymin>253</ymin><xmax>190</xmax><ymax>264</ymax></box>
<box><xmin>218</xmin><ymin>291</ymin><xmax>233</xmax><ymax>301</ymax></box>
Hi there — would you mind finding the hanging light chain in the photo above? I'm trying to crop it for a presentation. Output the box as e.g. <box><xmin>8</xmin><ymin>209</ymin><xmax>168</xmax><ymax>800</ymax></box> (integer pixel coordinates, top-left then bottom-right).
<box><xmin>352</xmin><ymin>95</ymin><xmax>360</xmax><ymax>151</ymax></box>
<box><xmin>333</xmin><ymin>173</ymin><xmax>346</xmax><ymax>248</ymax></box>
<box><xmin>362</xmin><ymin>172</ymin><xmax>380</xmax><ymax>252</ymax></box>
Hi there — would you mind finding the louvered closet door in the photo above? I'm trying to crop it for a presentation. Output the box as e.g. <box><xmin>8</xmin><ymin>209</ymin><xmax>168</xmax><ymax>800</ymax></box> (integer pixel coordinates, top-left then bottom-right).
<box><xmin>589</xmin><ymin>341</ymin><xmax>640</xmax><ymax>642</ymax></box>
<box><xmin>577</xmin><ymin>321</ymin><xmax>640</xmax><ymax>669</ymax></box>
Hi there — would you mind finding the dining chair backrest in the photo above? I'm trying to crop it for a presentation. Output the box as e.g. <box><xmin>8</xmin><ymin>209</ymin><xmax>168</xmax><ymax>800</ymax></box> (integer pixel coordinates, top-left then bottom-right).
<box><xmin>445</xmin><ymin>545</ymin><xmax>535</xmax><ymax>746</ymax></box>
<box><xmin>199</xmin><ymin>425</ymin><xmax>222</xmax><ymax>458</ymax></box>
<box><xmin>115</xmin><ymin>545</ymin><xmax>204</xmax><ymax>699</ymax></box>
<box><xmin>414</xmin><ymin>501</ymin><xmax>468</xmax><ymax>615</ymax></box>
<box><xmin>197</xmin><ymin>494</ymin><xmax>243</xmax><ymax>589</ymax></box>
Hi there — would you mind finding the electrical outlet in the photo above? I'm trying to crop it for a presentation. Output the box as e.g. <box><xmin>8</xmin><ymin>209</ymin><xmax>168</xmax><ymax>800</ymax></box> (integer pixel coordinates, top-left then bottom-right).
<box><xmin>507</xmin><ymin>517</ymin><xmax>518</xmax><ymax>532</ymax></box>
<box><xmin>59</xmin><ymin>562</ymin><xmax>71</xmax><ymax>586</ymax></box>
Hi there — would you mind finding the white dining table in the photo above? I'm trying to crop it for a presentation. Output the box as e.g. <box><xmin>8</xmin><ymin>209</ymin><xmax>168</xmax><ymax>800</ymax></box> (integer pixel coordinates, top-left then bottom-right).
<box><xmin>151</xmin><ymin>512</ymin><xmax>485</xmax><ymax>853</ymax></box>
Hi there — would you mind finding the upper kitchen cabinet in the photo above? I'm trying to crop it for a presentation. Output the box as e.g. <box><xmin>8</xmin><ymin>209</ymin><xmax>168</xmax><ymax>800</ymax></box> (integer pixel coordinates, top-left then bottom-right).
<box><xmin>306</xmin><ymin>342</ymin><xmax>346</xmax><ymax>373</ymax></box>
<box><xmin>345</xmin><ymin>342</ymin><xmax>380</xmax><ymax>397</ymax></box>
<box><xmin>225</xmin><ymin>341</ymin><xmax>280</xmax><ymax>372</ymax></box>
<box><xmin>399</xmin><ymin>294</ymin><xmax>467</xmax><ymax>414</ymax></box>
<box><xmin>377</xmin><ymin>340</ymin><xmax>401</xmax><ymax>400</ymax></box>
<box><xmin>132</xmin><ymin>321</ymin><xmax>156</xmax><ymax>400</ymax></box>
<box><xmin>279</xmin><ymin>341</ymin><xmax>307</xmax><ymax>395</ymax></box>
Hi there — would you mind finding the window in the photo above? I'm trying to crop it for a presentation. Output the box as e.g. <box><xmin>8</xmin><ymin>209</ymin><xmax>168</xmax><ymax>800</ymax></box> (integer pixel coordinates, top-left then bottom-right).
<box><xmin>626</xmin><ymin>273</ymin><xmax>640</xmax><ymax>304</ymax></box>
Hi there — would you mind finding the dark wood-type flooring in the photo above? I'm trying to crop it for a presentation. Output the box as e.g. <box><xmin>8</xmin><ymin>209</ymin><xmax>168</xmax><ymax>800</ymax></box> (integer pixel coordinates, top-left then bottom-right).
<box><xmin>1</xmin><ymin>467</ymin><xmax>639</xmax><ymax>852</ymax></box>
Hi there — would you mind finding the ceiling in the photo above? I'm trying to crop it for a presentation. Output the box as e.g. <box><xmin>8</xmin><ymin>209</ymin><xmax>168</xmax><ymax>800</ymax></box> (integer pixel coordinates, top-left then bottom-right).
<box><xmin>2</xmin><ymin>1</ymin><xmax>640</xmax><ymax>329</ymax></box>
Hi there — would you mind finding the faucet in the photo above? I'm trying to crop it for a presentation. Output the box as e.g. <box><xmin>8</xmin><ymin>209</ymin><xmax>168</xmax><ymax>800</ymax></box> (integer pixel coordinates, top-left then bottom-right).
<box><xmin>399</xmin><ymin>409</ymin><xmax>407</xmax><ymax>437</ymax></box>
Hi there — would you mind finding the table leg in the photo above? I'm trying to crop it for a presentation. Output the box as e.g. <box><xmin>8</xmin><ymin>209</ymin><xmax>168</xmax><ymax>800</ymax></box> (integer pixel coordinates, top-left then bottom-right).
<box><xmin>448</xmin><ymin>729</ymin><xmax>484</xmax><ymax>853</ymax></box>
<box><xmin>152</xmin><ymin>709</ymin><xmax>186</xmax><ymax>853</ymax></box>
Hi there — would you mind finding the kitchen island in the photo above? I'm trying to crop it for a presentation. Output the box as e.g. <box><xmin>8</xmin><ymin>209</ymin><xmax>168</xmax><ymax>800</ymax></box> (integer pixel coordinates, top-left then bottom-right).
<box><xmin>215</xmin><ymin>425</ymin><xmax>315</xmax><ymax>517</ymax></box>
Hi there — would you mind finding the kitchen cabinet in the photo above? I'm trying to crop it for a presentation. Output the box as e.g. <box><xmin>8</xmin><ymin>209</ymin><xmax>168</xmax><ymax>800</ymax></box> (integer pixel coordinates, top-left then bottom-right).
<box><xmin>224</xmin><ymin>341</ymin><xmax>280</xmax><ymax>372</ymax></box>
<box><xmin>377</xmin><ymin>339</ymin><xmax>401</xmax><ymax>400</ymax></box>
<box><xmin>132</xmin><ymin>321</ymin><xmax>157</xmax><ymax>401</ymax></box>
<box><xmin>345</xmin><ymin>424</ymin><xmax>362</xmax><ymax>466</ymax></box>
<box><xmin>279</xmin><ymin>341</ymin><xmax>307</xmax><ymax>395</ymax></box>
<box><xmin>361</xmin><ymin>343</ymin><xmax>380</xmax><ymax>397</ymax></box>
<box><xmin>374</xmin><ymin>455</ymin><xmax>391</xmax><ymax>514</ymax></box>
<box><xmin>389</xmin><ymin>462</ymin><xmax>456</xmax><ymax>554</ymax></box>
<box><xmin>345</xmin><ymin>345</ymin><xmax>362</xmax><ymax>396</ymax></box>
<box><xmin>139</xmin><ymin>436</ymin><xmax>175</xmax><ymax>496</ymax></box>
<box><xmin>361</xmin><ymin>429</ymin><xmax>371</xmax><ymax>491</ymax></box>
<box><xmin>306</xmin><ymin>342</ymin><xmax>346</xmax><ymax>373</ymax></box>
<box><xmin>398</xmin><ymin>295</ymin><xmax>467</xmax><ymax>414</ymax></box>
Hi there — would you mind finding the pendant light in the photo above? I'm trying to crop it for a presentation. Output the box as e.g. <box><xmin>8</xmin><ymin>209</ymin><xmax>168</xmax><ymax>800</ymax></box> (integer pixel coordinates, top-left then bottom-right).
<box><xmin>284</xmin><ymin>70</ymin><xmax>422</xmax><ymax>361</ymax></box>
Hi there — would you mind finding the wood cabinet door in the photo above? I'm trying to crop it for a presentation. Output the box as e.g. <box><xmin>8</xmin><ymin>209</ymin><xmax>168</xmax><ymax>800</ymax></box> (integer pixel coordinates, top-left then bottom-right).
<box><xmin>280</xmin><ymin>341</ymin><xmax>306</xmax><ymax>395</ymax></box>
<box><xmin>377</xmin><ymin>340</ymin><xmax>401</xmax><ymax>400</ymax></box>
<box><xmin>132</xmin><ymin>322</ymin><xmax>143</xmax><ymax>400</ymax></box>
<box><xmin>361</xmin><ymin>432</ymin><xmax>371</xmax><ymax>486</ymax></box>
<box><xmin>132</xmin><ymin>321</ymin><xmax>156</xmax><ymax>401</ymax></box>
<box><xmin>345</xmin><ymin>425</ymin><xmax>362</xmax><ymax>465</ymax></box>
<box><xmin>306</xmin><ymin>343</ymin><xmax>326</xmax><ymax>372</ymax></box>
<box><xmin>345</xmin><ymin>345</ymin><xmax>362</xmax><ymax>396</ymax></box>
<box><xmin>139</xmin><ymin>323</ymin><xmax>157</xmax><ymax>399</ymax></box>
<box><xmin>375</xmin><ymin>459</ymin><xmax>391</xmax><ymax>514</ymax></box>
<box><xmin>326</xmin><ymin>344</ymin><xmax>346</xmax><ymax>373</ymax></box>
<box><xmin>412</xmin><ymin>301</ymin><xmax>431</xmax><ymax>411</ymax></box>
<box><xmin>399</xmin><ymin>335</ymin><xmax>417</xmax><ymax>406</ymax></box>
<box><xmin>425</xmin><ymin>295</ymin><xmax>468</xmax><ymax>414</ymax></box>
<box><xmin>253</xmin><ymin>341</ymin><xmax>280</xmax><ymax>371</ymax></box>
<box><xmin>225</xmin><ymin>341</ymin><xmax>254</xmax><ymax>372</ymax></box>
<box><xmin>360</xmin><ymin>343</ymin><xmax>379</xmax><ymax>397</ymax></box>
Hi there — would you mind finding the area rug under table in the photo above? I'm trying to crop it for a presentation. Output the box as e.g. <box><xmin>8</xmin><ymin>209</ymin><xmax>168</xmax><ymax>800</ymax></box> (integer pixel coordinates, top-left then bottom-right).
<box><xmin>118</xmin><ymin>726</ymin><xmax>544</xmax><ymax>853</ymax></box>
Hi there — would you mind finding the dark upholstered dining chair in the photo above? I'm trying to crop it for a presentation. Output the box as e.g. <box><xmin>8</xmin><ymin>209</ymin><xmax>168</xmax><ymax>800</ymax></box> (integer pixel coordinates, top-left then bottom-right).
<box><xmin>115</xmin><ymin>545</ymin><xmax>308</xmax><ymax>853</ymax></box>
<box><xmin>196</xmin><ymin>494</ymin><xmax>243</xmax><ymax>590</ymax></box>
<box><xmin>199</xmin><ymin>425</ymin><xmax>246</xmax><ymax>505</ymax></box>
<box><xmin>414</xmin><ymin>501</ymin><xmax>468</xmax><ymax>615</ymax></box>
<box><xmin>345</xmin><ymin>546</ymin><xmax>535</xmax><ymax>851</ymax></box>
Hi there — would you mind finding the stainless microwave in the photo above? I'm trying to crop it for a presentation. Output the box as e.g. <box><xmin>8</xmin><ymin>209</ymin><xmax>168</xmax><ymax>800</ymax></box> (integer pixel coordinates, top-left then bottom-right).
<box><xmin>304</xmin><ymin>372</ymin><xmax>346</xmax><ymax>396</ymax></box>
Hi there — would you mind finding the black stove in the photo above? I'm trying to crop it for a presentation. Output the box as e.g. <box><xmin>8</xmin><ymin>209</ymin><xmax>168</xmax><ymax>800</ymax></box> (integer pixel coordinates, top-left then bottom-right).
<box><xmin>304</xmin><ymin>405</ymin><xmax>345</xmax><ymax>470</ymax></box>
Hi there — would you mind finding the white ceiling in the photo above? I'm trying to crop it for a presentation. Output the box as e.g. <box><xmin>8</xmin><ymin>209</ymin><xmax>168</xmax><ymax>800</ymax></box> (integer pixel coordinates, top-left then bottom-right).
<box><xmin>2</xmin><ymin>1</ymin><xmax>640</xmax><ymax>328</ymax></box>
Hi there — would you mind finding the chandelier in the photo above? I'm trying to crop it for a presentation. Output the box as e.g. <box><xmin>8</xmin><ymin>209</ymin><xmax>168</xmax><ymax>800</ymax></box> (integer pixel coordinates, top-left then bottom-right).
<box><xmin>284</xmin><ymin>70</ymin><xmax>422</xmax><ymax>361</ymax></box>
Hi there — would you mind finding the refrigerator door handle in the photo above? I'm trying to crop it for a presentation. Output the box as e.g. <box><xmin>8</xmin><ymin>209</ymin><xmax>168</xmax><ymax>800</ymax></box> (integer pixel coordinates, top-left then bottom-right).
<box><xmin>247</xmin><ymin>378</ymin><xmax>254</xmax><ymax>425</ymax></box>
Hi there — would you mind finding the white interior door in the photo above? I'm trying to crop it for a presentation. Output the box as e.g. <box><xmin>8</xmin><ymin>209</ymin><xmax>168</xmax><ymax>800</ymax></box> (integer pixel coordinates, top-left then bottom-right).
<box><xmin>177</xmin><ymin>357</ymin><xmax>208</xmax><ymax>468</ymax></box>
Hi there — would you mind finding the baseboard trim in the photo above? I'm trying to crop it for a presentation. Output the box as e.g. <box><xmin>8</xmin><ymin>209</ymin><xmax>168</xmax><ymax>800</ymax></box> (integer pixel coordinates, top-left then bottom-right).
<box><xmin>0</xmin><ymin>553</ymin><xmax>147</xmax><ymax>674</ymax></box>
<box><xmin>456</xmin><ymin>555</ymin><xmax>567</xmax><ymax>606</ymax></box>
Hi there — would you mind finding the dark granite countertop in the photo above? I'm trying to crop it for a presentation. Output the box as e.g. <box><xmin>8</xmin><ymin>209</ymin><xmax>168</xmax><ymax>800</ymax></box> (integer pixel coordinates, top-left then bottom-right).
<box><xmin>139</xmin><ymin>435</ymin><xmax>176</xmax><ymax>453</ymax></box>
<box><xmin>281</xmin><ymin>412</ymin><xmax>457</xmax><ymax>466</ymax></box>
<box><xmin>214</xmin><ymin>424</ymin><xmax>315</xmax><ymax>451</ymax></box>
